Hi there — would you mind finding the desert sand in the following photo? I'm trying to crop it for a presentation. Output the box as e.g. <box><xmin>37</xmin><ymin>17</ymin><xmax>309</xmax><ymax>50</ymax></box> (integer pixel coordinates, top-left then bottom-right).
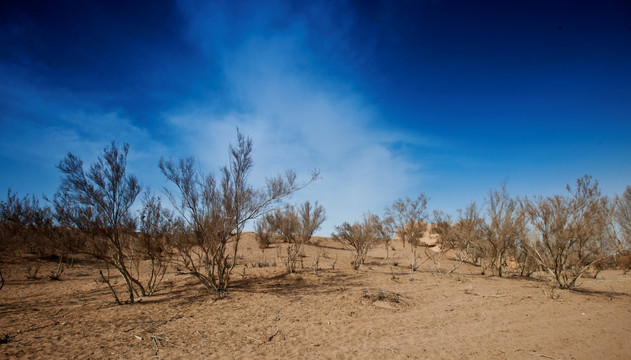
<box><xmin>1</xmin><ymin>233</ymin><xmax>630</xmax><ymax>359</ymax></box>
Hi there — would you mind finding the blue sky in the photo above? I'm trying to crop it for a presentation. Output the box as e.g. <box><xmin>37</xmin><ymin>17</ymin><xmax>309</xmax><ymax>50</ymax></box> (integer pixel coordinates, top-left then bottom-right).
<box><xmin>1</xmin><ymin>0</ymin><xmax>630</xmax><ymax>234</ymax></box>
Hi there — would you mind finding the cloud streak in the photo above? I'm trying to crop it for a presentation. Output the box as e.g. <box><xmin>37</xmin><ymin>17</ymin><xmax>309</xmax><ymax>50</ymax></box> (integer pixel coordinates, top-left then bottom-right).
<box><xmin>1</xmin><ymin>0</ymin><xmax>628</xmax><ymax>235</ymax></box>
<box><xmin>168</xmin><ymin>2</ymin><xmax>431</xmax><ymax>234</ymax></box>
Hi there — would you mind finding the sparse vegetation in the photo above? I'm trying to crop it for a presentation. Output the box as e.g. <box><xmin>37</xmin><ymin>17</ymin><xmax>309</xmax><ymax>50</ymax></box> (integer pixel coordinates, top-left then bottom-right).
<box><xmin>1</xmin><ymin>130</ymin><xmax>629</xmax><ymax>308</ymax></box>
<box><xmin>332</xmin><ymin>213</ymin><xmax>390</xmax><ymax>270</ymax></box>
<box><xmin>386</xmin><ymin>193</ymin><xmax>430</xmax><ymax>271</ymax></box>
<box><xmin>2</xmin><ymin>163</ymin><xmax>631</xmax><ymax>359</ymax></box>
<box><xmin>254</xmin><ymin>217</ymin><xmax>274</xmax><ymax>250</ymax></box>
<box><xmin>160</xmin><ymin>131</ymin><xmax>318</xmax><ymax>297</ymax></box>
<box><xmin>613</xmin><ymin>187</ymin><xmax>631</xmax><ymax>272</ymax></box>
<box><xmin>481</xmin><ymin>183</ymin><xmax>527</xmax><ymax>277</ymax></box>
<box><xmin>136</xmin><ymin>190</ymin><xmax>174</xmax><ymax>295</ymax></box>
<box><xmin>525</xmin><ymin>176</ymin><xmax>613</xmax><ymax>289</ymax></box>
<box><xmin>55</xmin><ymin>141</ymin><xmax>144</xmax><ymax>304</ymax></box>
<box><xmin>259</xmin><ymin>201</ymin><xmax>325</xmax><ymax>274</ymax></box>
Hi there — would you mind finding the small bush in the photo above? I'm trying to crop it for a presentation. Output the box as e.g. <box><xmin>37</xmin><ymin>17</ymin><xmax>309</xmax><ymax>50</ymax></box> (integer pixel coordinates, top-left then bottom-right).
<box><xmin>333</xmin><ymin>213</ymin><xmax>389</xmax><ymax>270</ymax></box>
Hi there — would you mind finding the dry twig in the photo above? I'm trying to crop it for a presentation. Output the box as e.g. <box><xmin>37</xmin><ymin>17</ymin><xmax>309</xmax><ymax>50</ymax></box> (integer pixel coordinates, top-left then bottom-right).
<box><xmin>529</xmin><ymin>352</ymin><xmax>561</xmax><ymax>360</ymax></box>
<box><xmin>267</xmin><ymin>327</ymin><xmax>280</xmax><ymax>342</ymax></box>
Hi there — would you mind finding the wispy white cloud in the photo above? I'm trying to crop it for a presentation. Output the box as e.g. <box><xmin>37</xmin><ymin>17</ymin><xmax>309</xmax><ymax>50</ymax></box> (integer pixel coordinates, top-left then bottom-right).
<box><xmin>168</xmin><ymin>2</ymin><xmax>434</xmax><ymax>234</ymax></box>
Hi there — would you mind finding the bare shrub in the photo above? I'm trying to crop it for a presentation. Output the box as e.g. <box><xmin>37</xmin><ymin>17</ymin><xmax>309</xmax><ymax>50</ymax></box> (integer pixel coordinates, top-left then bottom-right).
<box><xmin>26</xmin><ymin>264</ymin><xmax>41</xmax><ymax>280</ymax></box>
<box><xmin>160</xmin><ymin>131</ymin><xmax>317</xmax><ymax>297</ymax></box>
<box><xmin>515</xmin><ymin>235</ymin><xmax>539</xmax><ymax>277</ymax></box>
<box><xmin>481</xmin><ymin>183</ymin><xmax>527</xmax><ymax>277</ymax></box>
<box><xmin>1</xmin><ymin>190</ymin><xmax>72</xmax><ymax>285</ymax></box>
<box><xmin>136</xmin><ymin>190</ymin><xmax>174</xmax><ymax>295</ymax></box>
<box><xmin>526</xmin><ymin>175</ymin><xmax>613</xmax><ymax>289</ymax></box>
<box><xmin>312</xmin><ymin>245</ymin><xmax>321</xmax><ymax>276</ymax></box>
<box><xmin>613</xmin><ymin>186</ymin><xmax>631</xmax><ymax>270</ymax></box>
<box><xmin>48</xmin><ymin>256</ymin><xmax>64</xmax><ymax>280</ymax></box>
<box><xmin>386</xmin><ymin>194</ymin><xmax>430</xmax><ymax>271</ymax></box>
<box><xmin>254</xmin><ymin>218</ymin><xmax>274</xmax><ymax>250</ymax></box>
<box><xmin>615</xmin><ymin>250</ymin><xmax>631</xmax><ymax>273</ymax></box>
<box><xmin>55</xmin><ymin>141</ymin><xmax>144</xmax><ymax>304</ymax></box>
<box><xmin>260</xmin><ymin>201</ymin><xmax>325</xmax><ymax>274</ymax></box>
<box><xmin>432</xmin><ymin>204</ymin><xmax>482</xmax><ymax>273</ymax></box>
<box><xmin>333</xmin><ymin>213</ymin><xmax>389</xmax><ymax>270</ymax></box>
<box><xmin>99</xmin><ymin>265</ymin><xmax>122</xmax><ymax>305</ymax></box>
<box><xmin>0</xmin><ymin>190</ymin><xmax>57</xmax><ymax>256</ymax></box>
<box><xmin>616</xmin><ymin>186</ymin><xmax>631</xmax><ymax>247</ymax></box>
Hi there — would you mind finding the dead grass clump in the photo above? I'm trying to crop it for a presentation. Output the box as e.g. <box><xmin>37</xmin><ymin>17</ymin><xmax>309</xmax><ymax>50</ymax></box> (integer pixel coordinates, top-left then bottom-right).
<box><xmin>361</xmin><ymin>289</ymin><xmax>403</xmax><ymax>304</ymax></box>
<box><xmin>249</xmin><ymin>254</ymin><xmax>276</xmax><ymax>268</ymax></box>
<box><xmin>26</xmin><ymin>264</ymin><xmax>41</xmax><ymax>280</ymax></box>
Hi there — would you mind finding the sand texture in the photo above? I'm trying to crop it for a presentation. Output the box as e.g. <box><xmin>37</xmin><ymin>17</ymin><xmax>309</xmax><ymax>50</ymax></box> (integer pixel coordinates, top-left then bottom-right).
<box><xmin>1</xmin><ymin>233</ymin><xmax>630</xmax><ymax>359</ymax></box>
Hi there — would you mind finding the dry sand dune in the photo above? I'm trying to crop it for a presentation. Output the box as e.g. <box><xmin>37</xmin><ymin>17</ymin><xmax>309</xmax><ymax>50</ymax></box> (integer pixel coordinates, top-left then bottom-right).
<box><xmin>1</xmin><ymin>233</ymin><xmax>630</xmax><ymax>359</ymax></box>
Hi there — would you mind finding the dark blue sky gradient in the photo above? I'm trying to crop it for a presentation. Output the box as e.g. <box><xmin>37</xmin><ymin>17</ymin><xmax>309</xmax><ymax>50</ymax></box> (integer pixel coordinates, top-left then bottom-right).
<box><xmin>1</xmin><ymin>0</ymin><xmax>630</xmax><ymax>233</ymax></box>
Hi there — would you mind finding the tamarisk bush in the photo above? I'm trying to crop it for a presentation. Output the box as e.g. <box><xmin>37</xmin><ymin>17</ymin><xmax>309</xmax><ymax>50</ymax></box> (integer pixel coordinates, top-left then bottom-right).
<box><xmin>161</xmin><ymin>131</ymin><xmax>317</xmax><ymax>297</ymax></box>
<box><xmin>257</xmin><ymin>201</ymin><xmax>325</xmax><ymax>274</ymax></box>
<box><xmin>333</xmin><ymin>213</ymin><xmax>389</xmax><ymax>270</ymax></box>
<box><xmin>136</xmin><ymin>190</ymin><xmax>175</xmax><ymax>295</ymax></box>
<box><xmin>386</xmin><ymin>193</ymin><xmax>430</xmax><ymax>271</ymax></box>
<box><xmin>432</xmin><ymin>203</ymin><xmax>485</xmax><ymax>273</ymax></box>
<box><xmin>482</xmin><ymin>184</ymin><xmax>527</xmax><ymax>277</ymax></box>
<box><xmin>526</xmin><ymin>176</ymin><xmax>613</xmax><ymax>289</ymax></box>
<box><xmin>55</xmin><ymin>142</ymin><xmax>143</xmax><ymax>304</ymax></box>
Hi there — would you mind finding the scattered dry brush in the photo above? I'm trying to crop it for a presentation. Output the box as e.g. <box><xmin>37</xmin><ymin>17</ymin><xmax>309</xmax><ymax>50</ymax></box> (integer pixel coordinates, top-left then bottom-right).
<box><xmin>160</xmin><ymin>131</ymin><xmax>318</xmax><ymax>297</ymax></box>
<box><xmin>55</xmin><ymin>141</ymin><xmax>146</xmax><ymax>304</ymax></box>
<box><xmin>525</xmin><ymin>176</ymin><xmax>613</xmax><ymax>289</ymax></box>
<box><xmin>257</xmin><ymin>201</ymin><xmax>325</xmax><ymax>274</ymax></box>
<box><xmin>333</xmin><ymin>213</ymin><xmax>390</xmax><ymax>270</ymax></box>
<box><xmin>386</xmin><ymin>193</ymin><xmax>430</xmax><ymax>271</ymax></box>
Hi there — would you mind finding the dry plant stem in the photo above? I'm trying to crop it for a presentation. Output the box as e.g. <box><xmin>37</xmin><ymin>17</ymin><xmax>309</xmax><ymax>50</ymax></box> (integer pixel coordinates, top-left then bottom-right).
<box><xmin>529</xmin><ymin>353</ymin><xmax>561</xmax><ymax>360</ymax></box>
<box><xmin>26</xmin><ymin>264</ymin><xmax>40</xmax><ymax>280</ymax></box>
<box><xmin>408</xmin><ymin>249</ymin><xmax>431</xmax><ymax>273</ymax></box>
<box><xmin>424</xmin><ymin>247</ymin><xmax>443</xmax><ymax>273</ymax></box>
<box><xmin>246</xmin><ymin>335</ymin><xmax>264</xmax><ymax>344</ymax></box>
<box><xmin>49</xmin><ymin>256</ymin><xmax>64</xmax><ymax>280</ymax></box>
<box><xmin>145</xmin><ymin>258</ymin><xmax>167</xmax><ymax>296</ymax></box>
<box><xmin>99</xmin><ymin>267</ymin><xmax>121</xmax><ymax>305</ymax></box>
<box><xmin>447</xmin><ymin>250</ymin><xmax>468</xmax><ymax>274</ymax></box>
<box><xmin>267</xmin><ymin>327</ymin><xmax>280</xmax><ymax>342</ymax></box>
<box><xmin>151</xmin><ymin>334</ymin><xmax>163</xmax><ymax>358</ymax></box>
<box><xmin>389</xmin><ymin>262</ymin><xmax>397</xmax><ymax>280</ymax></box>
<box><xmin>409</xmin><ymin>245</ymin><xmax>419</xmax><ymax>271</ymax></box>
<box><xmin>312</xmin><ymin>248</ymin><xmax>320</xmax><ymax>276</ymax></box>
<box><xmin>248</xmin><ymin>327</ymin><xmax>280</xmax><ymax>346</ymax></box>
<box><xmin>380</xmin><ymin>251</ymin><xmax>389</xmax><ymax>265</ymax></box>
<box><xmin>137</xmin><ymin>191</ymin><xmax>174</xmax><ymax>296</ymax></box>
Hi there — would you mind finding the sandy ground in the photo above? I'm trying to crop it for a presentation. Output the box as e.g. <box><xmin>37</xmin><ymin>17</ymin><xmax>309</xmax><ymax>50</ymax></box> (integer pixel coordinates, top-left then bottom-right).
<box><xmin>1</xmin><ymin>233</ymin><xmax>630</xmax><ymax>359</ymax></box>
